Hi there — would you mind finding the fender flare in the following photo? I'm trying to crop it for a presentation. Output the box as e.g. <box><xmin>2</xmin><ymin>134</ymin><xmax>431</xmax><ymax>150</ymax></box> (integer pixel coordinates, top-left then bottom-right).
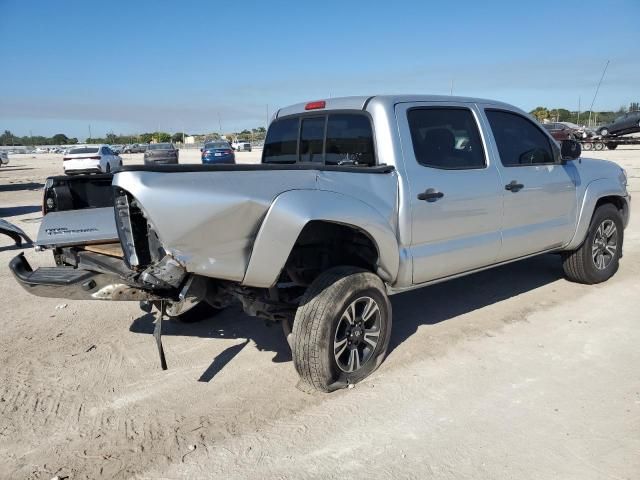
<box><xmin>565</xmin><ymin>178</ymin><xmax>630</xmax><ymax>250</ymax></box>
<box><xmin>242</xmin><ymin>189</ymin><xmax>399</xmax><ymax>288</ymax></box>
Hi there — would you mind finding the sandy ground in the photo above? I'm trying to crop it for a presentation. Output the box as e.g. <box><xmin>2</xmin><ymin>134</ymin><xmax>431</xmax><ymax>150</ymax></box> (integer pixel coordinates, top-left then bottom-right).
<box><xmin>0</xmin><ymin>148</ymin><xmax>638</xmax><ymax>479</ymax></box>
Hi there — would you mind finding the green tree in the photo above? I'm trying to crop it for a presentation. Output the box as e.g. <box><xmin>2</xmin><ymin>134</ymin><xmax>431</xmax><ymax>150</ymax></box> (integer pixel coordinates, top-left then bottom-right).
<box><xmin>105</xmin><ymin>132</ymin><xmax>118</xmax><ymax>144</ymax></box>
<box><xmin>139</xmin><ymin>133</ymin><xmax>154</xmax><ymax>143</ymax></box>
<box><xmin>530</xmin><ymin>107</ymin><xmax>550</xmax><ymax>122</ymax></box>
<box><xmin>154</xmin><ymin>132</ymin><xmax>171</xmax><ymax>143</ymax></box>
<box><xmin>172</xmin><ymin>132</ymin><xmax>187</xmax><ymax>143</ymax></box>
<box><xmin>1</xmin><ymin>130</ymin><xmax>15</xmax><ymax>145</ymax></box>
<box><xmin>52</xmin><ymin>133</ymin><xmax>70</xmax><ymax>145</ymax></box>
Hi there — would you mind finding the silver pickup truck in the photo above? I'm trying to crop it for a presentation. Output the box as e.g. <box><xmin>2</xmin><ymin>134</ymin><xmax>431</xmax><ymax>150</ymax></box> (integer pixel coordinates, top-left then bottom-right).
<box><xmin>10</xmin><ymin>95</ymin><xmax>631</xmax><ymax>392</ymax></box>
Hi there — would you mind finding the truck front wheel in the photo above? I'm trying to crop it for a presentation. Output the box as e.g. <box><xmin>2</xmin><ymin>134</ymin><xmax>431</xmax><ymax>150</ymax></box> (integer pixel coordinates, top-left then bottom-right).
<box><xmin>562</xmin><ymin>204</ymin><xmax>623</xmax><ymax>284</ymax></box>
<box><xmin>291</xmin><ymin>266</ymin><xmax>392</xmax><ymax>392</ymax></box>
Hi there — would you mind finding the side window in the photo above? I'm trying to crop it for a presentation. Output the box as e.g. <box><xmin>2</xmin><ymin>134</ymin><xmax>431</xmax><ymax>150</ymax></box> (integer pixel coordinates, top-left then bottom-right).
<box><xmin>263</xmin><ymin>117</ymin><xmax>299</xmax><ymax>163</ymax></box>
<box><xmin>101</xmin><ymin>147</ymin><xmax>110</xmax><ymax>155</ymax></box>
<box><xmin>325</xmin><ymin>114</ymin><xmax>375</xmax><ymax>166</ymax></box>
<box><xmin>299</xmin><ymin>116</ymin><xmax>325</xmax><ymax>163</ymax></box>
<box><xmin>407</xmin><ymin>108</ymin><xmax>485</xmax><ymax>169</ymax></box>
<box><xmin>486</xmin><ymin>110</ymin><xmax>555</xmax><ymax>166</ymax></box>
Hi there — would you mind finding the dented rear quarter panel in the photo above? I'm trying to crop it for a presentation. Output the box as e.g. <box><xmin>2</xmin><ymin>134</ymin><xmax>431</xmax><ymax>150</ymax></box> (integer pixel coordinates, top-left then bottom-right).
<box><xmin>112</xmin><ymin>168</ymin><xmax>400</xmax><ymax>285</ymax></box>
<box><xmin>113</xmin><ymin>169</ymin><xmax>318</xmax><ymax>281</ymax></box>
<box><xmin>243</xmin><ymin>170</ymin><xmax>400</xmax><ymax>288</ymax></box>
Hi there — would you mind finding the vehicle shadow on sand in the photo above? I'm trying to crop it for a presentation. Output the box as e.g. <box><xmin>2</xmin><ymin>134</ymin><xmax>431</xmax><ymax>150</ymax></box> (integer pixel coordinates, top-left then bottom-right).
<box><xmin>0</xmin><ymin>182</ymin><xmax>44</xmax><ymax>193</ymax></box>
<box><xmin>130</xmin><ymin>254</ymin><xmax>564</xmax><ymax>381</ymax></box>
<box><xmin>0</xmin><ymin>205</ymin><xmax>42</xmax><ymax>217</ymax></box>
<box><xmin>130</xmin><ymin>308</ymin><xmax>292</xmax><ymax>381</ymax></box>
<box><xmin>388</xmin><ymin>254</ymin><xmax>564</xmax><ymax>353</ymax></box>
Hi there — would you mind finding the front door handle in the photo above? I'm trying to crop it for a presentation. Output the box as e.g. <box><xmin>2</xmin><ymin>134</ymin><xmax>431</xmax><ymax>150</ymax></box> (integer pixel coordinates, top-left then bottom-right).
<box><xmin>417</xmin><ymin>188</ymin><xmax>444</xmax><ymax>202</ymax></box>
<box><xmin>505</xmin><ymin>180</ymin><xmax>524</xmax><ymax>192</ymax></box>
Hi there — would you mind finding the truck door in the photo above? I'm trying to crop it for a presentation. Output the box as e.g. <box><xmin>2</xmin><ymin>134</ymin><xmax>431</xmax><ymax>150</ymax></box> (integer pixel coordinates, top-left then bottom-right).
<box><xmin>481</xmin><ymin>108</ymin><xmax>578</xmax><ymax>261</ymax></box>
<box><xmin>395</xmin><ymin>102</ymin><xmax>503</xmax><ymax>284</ymax></box>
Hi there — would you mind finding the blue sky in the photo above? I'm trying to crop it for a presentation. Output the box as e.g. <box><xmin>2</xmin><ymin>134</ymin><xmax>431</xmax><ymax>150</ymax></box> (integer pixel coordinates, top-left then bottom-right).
<box><xmin>1</xmin><ymin>0</ymin><xmax>638</xmax><ymax>139</ymax></box>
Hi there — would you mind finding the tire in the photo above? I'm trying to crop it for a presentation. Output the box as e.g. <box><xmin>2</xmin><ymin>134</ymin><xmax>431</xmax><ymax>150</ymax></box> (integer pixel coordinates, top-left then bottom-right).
<box><xmin>562</xmin><ymin>204</ymin><xmax>623</xmax><ymax>284</ymax></box>
<box><xmin>599</xmin><ymin>128</ymin><xmax>609</xmax><ymax>137</ymax></box>
<box><xmin>582</xmin><ymin>142</ymin><xmax>593</xmax><ymax>151</ymax></box>
<box><xmin>291</xmin><ymin>266</ymin><xmax>392</xmax><ymax>392</ymax></box>
<box><xmin>606</xmin><ymin>143</ymin><xmax>618</xmax><ymax>150</ymax></box>
<box><xmin>105</xmin><ymin>163</ymin><xmax>111</xmax><ymax>173</ymax></box>
<box><xmin>594</xmin><ymin>142</ymin><xmax>604</xmax><ymax>151</ymax></box>
<box><xmin>170</xmin><ymin>301</ymin><xmax>223</xmax><ymax>323</ymax></box>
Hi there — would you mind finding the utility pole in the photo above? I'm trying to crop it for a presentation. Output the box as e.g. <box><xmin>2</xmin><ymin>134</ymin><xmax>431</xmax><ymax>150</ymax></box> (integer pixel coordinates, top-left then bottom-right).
<box><xmin>450</xmin><ymin>79</ymin><xmax>454</xmax><ymax>96</ymax></box>
<box><xmin>266</xmin><ymin>104</ymin><xmax>269</xmax><ymax>129</ymax></box>
<box><xmin>217</xmin><ymin>113</ymin><xmax>222</xmax><ymax>137</ymax></box>
<box><xmin>588</xmin><ymin>60</ymin><xmax>609</xmax><ymax>128</ymax></box>
<box><xmin>88</xmin><ymin>124</ymin><xmax>92</xmax><ymax>142</ymax></box>
<box><xmin>577</xmin><ymin>96</ymin><xmax>581</xmax><ymax>125</ymax></box>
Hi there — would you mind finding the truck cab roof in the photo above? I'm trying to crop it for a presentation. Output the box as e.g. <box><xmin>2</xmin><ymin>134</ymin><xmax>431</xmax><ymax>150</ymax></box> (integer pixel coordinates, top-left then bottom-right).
<box><xmin>275</xmin><ymin>94</ymin><xmax>520</xmax><ymax>119</ymax></box>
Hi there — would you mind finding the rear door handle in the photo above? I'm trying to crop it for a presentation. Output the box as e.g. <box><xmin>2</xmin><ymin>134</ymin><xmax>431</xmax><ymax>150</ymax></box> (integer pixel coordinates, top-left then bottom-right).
<box><xmin>417</xmin><ymin>188</ymin><xmax>444</xmax><ymax>202</ymax></box>
<box><xmin>505</xmin><ymin>180</ymin><xmax>524</xmax><ymax>192</ymax></box>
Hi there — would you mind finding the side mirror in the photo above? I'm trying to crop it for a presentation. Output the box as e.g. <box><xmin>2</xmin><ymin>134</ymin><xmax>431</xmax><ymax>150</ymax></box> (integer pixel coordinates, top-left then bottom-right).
<box><xmin>561</xmin><ymin>140</ymin><xmax>581</xmax><ymax>161</ymax></box>
<box><xmin>200</xmin><ymin>148</ymin><xmax>203</xmax><ymax>152</ymax></box>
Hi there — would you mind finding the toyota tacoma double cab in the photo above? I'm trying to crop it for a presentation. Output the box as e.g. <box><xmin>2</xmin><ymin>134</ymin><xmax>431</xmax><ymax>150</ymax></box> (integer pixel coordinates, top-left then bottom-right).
<box><xmin>10</xmin><ymin>95</ymin><xmax>631</xmax><ymax>392</ymax></box>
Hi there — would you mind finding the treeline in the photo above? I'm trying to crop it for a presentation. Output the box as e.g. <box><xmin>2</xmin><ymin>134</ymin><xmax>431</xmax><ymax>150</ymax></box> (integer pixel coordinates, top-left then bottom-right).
<box><xmin>530</xmin><ymin>102</ymin><xmax>639</xmax><ymax>125</ymax></box>
<box><xmin>1</xmin><ymin>130</ymin><xmax>79</xmax><ymax>146</ymax></box>
<box><xmin>1</xmin><ymin>126</ymin><xmax>268</xmax><ymax>146</ymax></box>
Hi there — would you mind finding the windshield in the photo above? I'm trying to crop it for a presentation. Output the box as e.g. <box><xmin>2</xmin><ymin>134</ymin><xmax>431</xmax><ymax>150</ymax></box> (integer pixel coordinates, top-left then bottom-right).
<box><xmin>68</xmin><ymin>147</ymin><xmax>99</xmax><ymax>154</ymax></box>
<box><xmin>147</xmin><ymin>143</ymin><xmax>172</xmax><ymax>150</ymax></box>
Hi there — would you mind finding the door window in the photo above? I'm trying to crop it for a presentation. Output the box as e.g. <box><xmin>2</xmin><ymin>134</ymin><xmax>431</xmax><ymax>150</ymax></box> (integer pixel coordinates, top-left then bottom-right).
<box><xmin>407</xmin><ymin>108</ymin><xmax>485</xmax><ymax>169</ymax></box>
<box><xmin>486</xmin><ymin>110</ymin><xmax>555</xmax><ymax>166</ymax></box>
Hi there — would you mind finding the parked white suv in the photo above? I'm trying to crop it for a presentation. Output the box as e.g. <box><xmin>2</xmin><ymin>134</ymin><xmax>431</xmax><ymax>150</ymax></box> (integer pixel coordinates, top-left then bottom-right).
<box><xmin>63</xmin><ymin>145</ymin><xmax>121</xmax><ymax>175</ymax></box>
<box><xmin>231</xmin><ymin>139</ymin><xmax>252</xmax><ymax>152</ymax></box>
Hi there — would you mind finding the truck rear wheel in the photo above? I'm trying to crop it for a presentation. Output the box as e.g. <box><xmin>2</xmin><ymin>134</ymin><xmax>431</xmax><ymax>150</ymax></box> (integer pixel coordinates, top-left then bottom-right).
<box><xmin>562</xmin><ymin>204</ymin><xmax>623</xmax><ymax>284</ymax></box>
<box><xmin>291</xmin><ymin>266</ymin><xmax>392</xmax><ymax>392</ymax></box>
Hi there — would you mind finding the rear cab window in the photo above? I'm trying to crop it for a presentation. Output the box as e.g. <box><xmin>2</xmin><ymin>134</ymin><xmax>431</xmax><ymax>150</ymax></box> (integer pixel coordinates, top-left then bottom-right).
<box><xmin>262</xmin><ymin>112</ymin><xmax>375</xmax><ymax>166</ymax></box>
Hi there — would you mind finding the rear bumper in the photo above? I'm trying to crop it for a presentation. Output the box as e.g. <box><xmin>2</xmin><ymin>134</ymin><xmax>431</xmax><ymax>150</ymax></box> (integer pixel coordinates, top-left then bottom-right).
<box><xmin>10</xmin><ymin>253</ymin><xmax>160</xmax><ymax>301</ymax></box>
<box><xmin>64</xmin><ymin>168</ymin><xmax>102</xmax><ymax>175</ymax></box>
<box><xmin>64</xmin><ymin>159</ymin><xmax>101</xmax><ymax>173</ymax></box>
<box><xmin>202</xmin><ymin>156</ymin><xmax>235</xmax><ymax>164</ymax></box>
<box><xmin>144</xmin><ymin>157</ymin><xmax>178</xmax><ymax>165</ymax></box>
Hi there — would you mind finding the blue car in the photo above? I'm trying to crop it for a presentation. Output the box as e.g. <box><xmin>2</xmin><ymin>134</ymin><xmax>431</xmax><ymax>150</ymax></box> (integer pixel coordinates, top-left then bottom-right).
<box><xmin>201</xmin><ymin>141</ymin><xmax>235</xmax><ymax>164</ymax></box>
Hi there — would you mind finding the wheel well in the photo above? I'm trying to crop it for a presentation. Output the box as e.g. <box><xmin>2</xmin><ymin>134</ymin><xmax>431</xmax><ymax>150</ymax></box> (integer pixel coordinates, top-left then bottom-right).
<box><xmin>281</xmin><ymin>221</ymin><xmax>379</xmax><ymax>286</ymax></box>
<box><xmin>595</xmin><ymin>195</ymin><xmax>625</xmax><ymax>214</ymax></box>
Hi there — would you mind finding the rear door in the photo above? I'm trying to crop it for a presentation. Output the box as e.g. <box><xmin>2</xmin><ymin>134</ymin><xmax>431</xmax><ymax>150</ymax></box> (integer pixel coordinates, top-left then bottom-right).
<box><xmin>481</xmin><ymin>108</ymin><xmax>577</xmax><ymax>261</ymax></box>
<box><xmin>396</xmin><ymin>102</ymin><xmax>503</xmax><ymax>284</ymax></box>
